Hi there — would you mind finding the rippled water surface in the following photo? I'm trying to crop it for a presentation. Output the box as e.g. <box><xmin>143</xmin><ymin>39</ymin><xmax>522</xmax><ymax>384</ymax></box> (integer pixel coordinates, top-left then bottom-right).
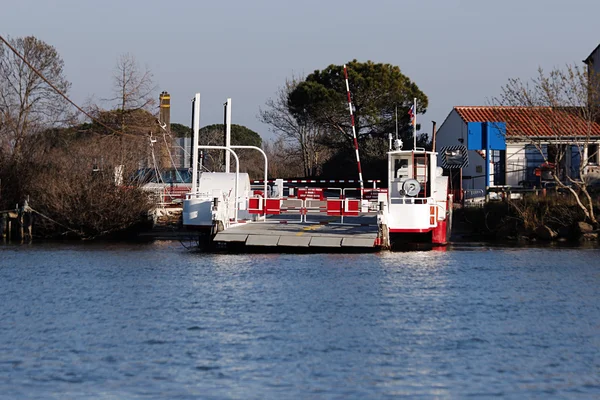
<box><xmin>1</xmin><ymin>242</ymin><xmax>599</xmax><ymax>399</ymax></box>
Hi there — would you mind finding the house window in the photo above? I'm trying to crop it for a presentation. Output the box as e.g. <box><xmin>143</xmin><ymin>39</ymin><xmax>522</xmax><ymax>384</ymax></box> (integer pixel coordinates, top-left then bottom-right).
<box><xmin>547</xmin><ymin>144</ymin><xmax>561</xmax><ymax>164</ymax></box>
<box><xmin>589</xmin><ymin>143</ymin><xmax>599</xmax><ymax>165</ymax></box>
<box><xmin>525</xmin><ymin>144</ymin><xmax>547</xmax><ymax>183</ymax></box>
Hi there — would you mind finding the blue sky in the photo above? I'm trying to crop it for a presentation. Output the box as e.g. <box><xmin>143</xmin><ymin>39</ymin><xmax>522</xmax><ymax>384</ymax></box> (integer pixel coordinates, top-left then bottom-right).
<box><xmin>3</xmin><ymin>0</ymin><xmax>599</xmax><ymax>140</ymax></box>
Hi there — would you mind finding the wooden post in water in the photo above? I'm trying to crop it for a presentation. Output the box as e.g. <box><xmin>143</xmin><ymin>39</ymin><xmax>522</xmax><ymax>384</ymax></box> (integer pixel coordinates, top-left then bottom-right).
<box><xmin>1</xmin><ymin>212</ymin><xmax>6</xmax><ymax>242</ymax></box>
<box><xmin>18</xmin><ymin>198</ymin><xmax>33</xmax><ymax>243</ymax></box>
<box><xmin>378</xmin><ymin>201</ymin><xmax>390</xmax><ymax>249</ymax></box>
<box><xmin>24</xmin><ymin>212</ymin><xmax>32</xmax><ymax>242</ymax></box>
<box><xmin>18</xmin><ymin>204</ymin><xmax>24</xmax><ymax>243</ymax></box>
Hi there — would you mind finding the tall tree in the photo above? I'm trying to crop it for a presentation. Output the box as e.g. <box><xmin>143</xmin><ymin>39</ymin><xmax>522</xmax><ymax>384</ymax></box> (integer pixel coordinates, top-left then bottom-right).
<box><xmin>289</xmin><ymin>60</ymin><xmax>428</xmax><ymax>149</ymax></box>
<box><xmin>281</xmin><ymin>60</ymin><xmax>428</xmax><ymax>178</ymax></box>
<box><xmin>495</xmin><ymin>65</ymin><xmax>600</xmax><ymax>224</ymax></box>
<box><xmin>104</xmin><ymin>53</ymin><xmax>157</xmax><ymax>167</ymax></box>
<box><xmin>259</xmin><ymin>76</ymin><xmax>330</xmax><ymax>176</ymax></box>
<box><xmin>198</xmin><ymin>124</ymin><xmax>264</xmax><ymax>178</ymax></box>
<box><xmin>262</xmin><ymin>137</ymin><xmax>304</xmax><ymax>178</ymax></box>
<box><xmin>112</xmin><ymin>53</ymin><xmax>155</xmax><ymax>117</ymax></box>
<box><xmin>0</xmin><ymin>36</ymin><xmax>72</xmax><ymax>159</ymax></box>
<box><xmin>170</xmin><ymin>122</ymin><xmax>191</xmax><ymax>137</ymax></box>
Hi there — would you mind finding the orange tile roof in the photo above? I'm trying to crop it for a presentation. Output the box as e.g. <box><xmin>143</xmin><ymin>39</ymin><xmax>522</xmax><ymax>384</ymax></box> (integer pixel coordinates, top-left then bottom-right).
<box><xmin>454</xmin><ymin>106</ymin><xmax>600</xmax><ymax>138</ymax></box>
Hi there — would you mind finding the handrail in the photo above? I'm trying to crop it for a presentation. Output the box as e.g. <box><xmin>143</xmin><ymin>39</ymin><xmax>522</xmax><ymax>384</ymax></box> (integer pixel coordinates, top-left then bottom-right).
<box><xmin>230</xmin><ymin>145</ymin><xmax>268</xmax><ymax>205</ymax></box>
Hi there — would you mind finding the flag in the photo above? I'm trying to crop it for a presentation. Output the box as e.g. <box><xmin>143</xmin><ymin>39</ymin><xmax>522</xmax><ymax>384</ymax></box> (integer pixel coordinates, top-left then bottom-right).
<box><xmin>408</xmin><ymin>104</ymin><xmax>415</xmax><ymax>127</ymax></box>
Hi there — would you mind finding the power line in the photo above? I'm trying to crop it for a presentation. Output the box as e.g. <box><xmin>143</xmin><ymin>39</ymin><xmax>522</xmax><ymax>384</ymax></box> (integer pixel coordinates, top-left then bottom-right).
<box><xmin>0</xmin><ymin>34</ymin><xmax>145</xmax><ymax>141</ymax></box>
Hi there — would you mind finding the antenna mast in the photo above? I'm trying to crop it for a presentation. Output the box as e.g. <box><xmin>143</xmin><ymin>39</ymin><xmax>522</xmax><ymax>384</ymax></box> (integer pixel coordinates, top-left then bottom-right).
<box><xmin>395</xmin><ymin>105</ymin><xmax>398</xmax><ymax>140</ymax></box>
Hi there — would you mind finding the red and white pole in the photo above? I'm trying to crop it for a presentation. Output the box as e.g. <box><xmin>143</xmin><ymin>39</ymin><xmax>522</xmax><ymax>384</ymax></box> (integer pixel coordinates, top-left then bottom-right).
<box><xmin>343</xmin><ymin>64</ymin><xmax>364</xmax><ymax>197</ymax></box>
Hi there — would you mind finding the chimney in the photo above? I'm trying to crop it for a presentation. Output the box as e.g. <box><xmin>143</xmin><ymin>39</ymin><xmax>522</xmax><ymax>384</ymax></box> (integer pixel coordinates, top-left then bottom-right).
<box><xmin>159</xmin><ymin>91</ymin><xmax>171</xmax><ymax>131</ymax></box>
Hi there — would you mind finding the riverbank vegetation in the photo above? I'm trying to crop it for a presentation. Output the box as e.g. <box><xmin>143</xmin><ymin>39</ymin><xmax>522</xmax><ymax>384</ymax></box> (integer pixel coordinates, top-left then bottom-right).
<box><xmin>0</xmin><ymin>36</ymin><xmax>158</xmax><ymax>239</ymax></box>
<box><xmin>457</xmin><ymin>195</ymin><xmax>600</xmax><ymax>243</ymax></box>
<box><xmin>0</xmin><ymin>35</ymin><xmax>274</xmax><ymax>240</ymax></box>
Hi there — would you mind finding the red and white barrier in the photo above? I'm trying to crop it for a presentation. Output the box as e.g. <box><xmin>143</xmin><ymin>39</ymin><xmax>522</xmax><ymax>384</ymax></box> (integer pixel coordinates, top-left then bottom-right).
<box><xmin>245</xmin><ymin>182</ymin><xmax>386</xmax><ymax>226</ymax></box>
<box><xmin>251</xmin><ymin>179</ymin><xmax>381</xmax><ymax>184</ymax></box>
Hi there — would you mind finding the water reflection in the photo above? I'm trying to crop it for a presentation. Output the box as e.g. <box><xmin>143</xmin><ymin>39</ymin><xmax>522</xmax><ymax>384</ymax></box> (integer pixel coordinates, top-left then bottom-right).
<box><xmin>0</xmin><ymin>243</ymin><xmax>598</xmax><ymax>398</ymax></box>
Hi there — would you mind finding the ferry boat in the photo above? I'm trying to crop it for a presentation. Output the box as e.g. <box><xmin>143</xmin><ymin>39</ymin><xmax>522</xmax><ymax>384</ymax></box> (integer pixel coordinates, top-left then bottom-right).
<box><xmin>182</xmin><ymin>94</ymin><xmax>452</xmax><ymax>250</ymax></box>
<box><xmin>379</xmin><ymin>140</ymin><xmax>452</xmax><ymax>247</ymax></box>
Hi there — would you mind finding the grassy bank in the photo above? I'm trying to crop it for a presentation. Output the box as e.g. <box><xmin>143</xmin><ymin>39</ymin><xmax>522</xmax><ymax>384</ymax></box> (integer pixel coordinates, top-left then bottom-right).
<box><xmin>454</xmin><ymin>196</ymin><xmax>600</xmax><ymax>243</ymax></box>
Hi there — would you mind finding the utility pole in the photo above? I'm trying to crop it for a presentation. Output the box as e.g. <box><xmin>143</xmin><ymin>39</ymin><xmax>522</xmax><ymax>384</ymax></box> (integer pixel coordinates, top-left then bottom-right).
<box><xmin>431</xmin><ymin>121</ymin><xmax>437</xmax><ymax>152</ymax></box>
<box><xmin>224</xmin><ymin>98</ymin><xmax>232</xmax><ymax>173</ymax></box>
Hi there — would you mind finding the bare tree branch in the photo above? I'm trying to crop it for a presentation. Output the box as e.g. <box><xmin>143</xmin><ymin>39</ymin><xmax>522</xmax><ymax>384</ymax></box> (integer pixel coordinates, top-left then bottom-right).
<box><xmin>259</xmin><ymin>76</ymin><xmax>331</xmax><ymax>176</ymax></box>
<box><xmin>494</xmin><ymin>64</ymin><xmax>600</xmax><ymax>223</ymax></box>
<box><xmin>0</xmin><ymin>36</ymin><xmax>72</xmax><ymax>159</ymax></box>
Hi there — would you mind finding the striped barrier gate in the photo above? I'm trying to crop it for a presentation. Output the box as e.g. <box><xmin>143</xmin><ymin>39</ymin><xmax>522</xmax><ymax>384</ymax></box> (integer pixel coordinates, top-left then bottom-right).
<box><xmin>325</xmin><ymin>198</ymin><xmax>360</xmax><ymax>217</ymax></box>
<box><xmin>246</xmin><ymin>184</ymin><xmax>386</xmax><ymax>225</ymax></box>
<box><xmin>248</xmin><ymin>197</ymin><xmax>284</xmax><ymax>215</ymax></box>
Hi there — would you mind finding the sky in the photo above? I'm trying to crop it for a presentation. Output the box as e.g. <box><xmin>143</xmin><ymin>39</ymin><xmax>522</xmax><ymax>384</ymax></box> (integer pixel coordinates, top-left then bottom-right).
<box><xmin>3</xmin><ymin>0</ymin><xmax>600</xmax><ymax>141</ymax></box>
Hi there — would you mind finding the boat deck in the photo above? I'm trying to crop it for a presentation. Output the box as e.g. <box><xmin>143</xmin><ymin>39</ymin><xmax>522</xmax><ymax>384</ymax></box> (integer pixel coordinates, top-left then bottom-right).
<box><xmin>214</xmin><ymin>214</ymin><xmax>378</xmax><ymax>249</ymax></box>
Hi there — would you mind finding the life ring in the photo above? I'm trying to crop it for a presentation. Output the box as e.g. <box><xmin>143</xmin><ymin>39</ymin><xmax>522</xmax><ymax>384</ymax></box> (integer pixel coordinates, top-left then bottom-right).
<box><xmin>402</xmin><ymin>179</ymin><xmax>421</xmax><ymax>197</ymax></box>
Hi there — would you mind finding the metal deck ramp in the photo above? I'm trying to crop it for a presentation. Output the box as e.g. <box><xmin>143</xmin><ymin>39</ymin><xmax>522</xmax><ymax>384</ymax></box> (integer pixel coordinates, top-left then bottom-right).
<box><xmin>213</xmin><ymin>215</ymin><xmax>378</xmax><ymax>249</ymax></box>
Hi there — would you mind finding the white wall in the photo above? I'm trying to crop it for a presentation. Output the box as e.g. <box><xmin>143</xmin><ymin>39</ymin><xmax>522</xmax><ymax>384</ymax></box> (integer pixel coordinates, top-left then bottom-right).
<box><xmin>435</xmin><ymin>109</ymin><xmax>486</xmax><ymax>191</ymax></box>
<box><xmin>505</xmin><ymin>143</ymin><xmax>526</xmax><ymax>186</ymax></box>
<box><xmin>435</xmin><ymin>109</ymin><xmax>464</xmax><ymax>152</ymax></box>
<box><xmin>505</xmin><ymin>141</ymin><xmax>598</xmax><ymax>186</ymax></box>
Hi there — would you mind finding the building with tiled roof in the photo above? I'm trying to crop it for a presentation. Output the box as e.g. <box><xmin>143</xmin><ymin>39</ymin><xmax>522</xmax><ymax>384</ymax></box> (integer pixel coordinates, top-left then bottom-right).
<box><xmin>435</xmin><ymin>106</ymin><xmax>600</xmax><ymax>194</ymax></box>
<box><xmin>584</xmin><ymin>43</ymin><xmax>600</xmax><ymax>83</ymax></box>
<box><xmin>454</xmin><ymin>106</ymin><xmax>600</xmax><ymax>138</ymax></box>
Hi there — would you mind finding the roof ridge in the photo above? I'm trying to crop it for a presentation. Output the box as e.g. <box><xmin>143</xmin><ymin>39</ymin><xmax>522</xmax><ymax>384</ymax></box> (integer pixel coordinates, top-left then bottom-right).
<box><xmin>454</xmin><ymin>105</ymin><xmax>553</xmax><ymax>109</ymax></box>
<box><xmin>452</xmin><ymin>106</ymin><xmax>600</xmax><ymax>138</ymax></box>
<box><xmin>584</xmin><ymin>42</ymin><xmax>600</xmax><ymax>64</ymax></box>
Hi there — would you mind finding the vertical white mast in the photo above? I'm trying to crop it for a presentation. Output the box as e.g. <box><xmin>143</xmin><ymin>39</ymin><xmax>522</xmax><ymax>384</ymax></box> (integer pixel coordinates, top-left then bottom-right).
<box><xmin>395</xmin><ymin>105</ymin><xmax>398</xmax><ymax>140</ymax></box>
<box><xmin>225</xmin><ymin>98</ymin><xmax>232</xmax><ymax>173</ymax></box>
<box><xmin>413</xmin><ymin>97</ymin><xmax>417</xmax><ymax>150</ymax></box>
<box><xmin>191</xmin><ymin>93</ymin><xmax>200</xmax><ymax>193</ymax></box>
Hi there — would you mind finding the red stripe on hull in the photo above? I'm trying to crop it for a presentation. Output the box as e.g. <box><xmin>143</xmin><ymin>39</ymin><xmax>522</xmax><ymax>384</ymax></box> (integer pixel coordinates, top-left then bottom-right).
<box><xmin>389</xmin><ymin>228</ymin><xmax>433</xmax><ymax>233</ymax></box>
<box><xmin>432</xmin><ymin>220</ymin><xmax>448</xmax><ymax>245</ymax></box>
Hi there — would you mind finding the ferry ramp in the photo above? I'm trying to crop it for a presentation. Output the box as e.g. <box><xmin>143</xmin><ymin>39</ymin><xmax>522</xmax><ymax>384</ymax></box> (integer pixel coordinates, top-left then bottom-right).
<box><xmin>213</xmin><ymin>213</ymin><xmax>378</xmax><ymax>250</ymax></box>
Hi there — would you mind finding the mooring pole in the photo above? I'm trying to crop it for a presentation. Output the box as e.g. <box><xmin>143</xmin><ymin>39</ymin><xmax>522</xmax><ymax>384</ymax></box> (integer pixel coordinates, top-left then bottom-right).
<box><xmin>431</xmin><ymin>120</ymin><xmax>437</xmax><ymax>152</ymax></box>
<box><xmin>19</xmin><ymin>205</ymin><xmax>24</xmax><ymax>243</ymax></box>
<box><xmin>22</xmin><ymin>197</ymin><xmax>32</xmax><ymax>242</ymax></box>
<box><xmin>1</xmin><ymin>212</ymin><xmax>6</xmax><ymax>241</ymax></box>
<box><xmin>191</xmin><ymin>93</ymin><xmax>201</xmax><ymax>194</ymax></box>
<box><xmin>224</xmin><ymin>98</ymin><xmax>232</xmax><ymax>173</ymax></box>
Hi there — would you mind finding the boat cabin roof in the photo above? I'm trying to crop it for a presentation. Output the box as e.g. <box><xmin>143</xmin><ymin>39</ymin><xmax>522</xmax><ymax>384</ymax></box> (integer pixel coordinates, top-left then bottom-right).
<box><xmin>387</xmin><ymin>148</ymin><xmax>437</xmax><ymax>157</ymax></box>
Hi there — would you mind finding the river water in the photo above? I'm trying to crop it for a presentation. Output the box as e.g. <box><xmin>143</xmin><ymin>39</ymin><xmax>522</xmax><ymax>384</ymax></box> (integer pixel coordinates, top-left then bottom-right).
<box><xmin>0</xmin><ymin>241</ymin><xmax>599</xmax><ymax>399</ymax></box>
